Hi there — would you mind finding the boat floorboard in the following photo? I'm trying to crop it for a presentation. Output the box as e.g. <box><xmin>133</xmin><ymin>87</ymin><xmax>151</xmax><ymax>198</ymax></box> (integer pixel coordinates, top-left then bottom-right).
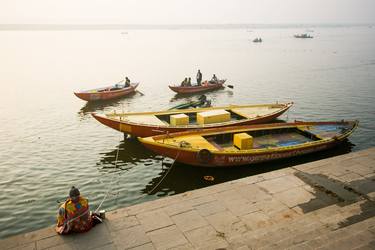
<box><xmin>123</xmin><ymin>115</ymin><xmax>167</xmax><ymax>126</ymax></box>
<box><xmin>231</xmin><ymin>106</ymin><xmax>281</xmax><ymax>118</ymax></box>
<box><xmin>206</xmin><ymin>130</ymin><xmax>316</xmax><ymax>150</ymax></box>
<box><xmin>252</xmin><ymin>132</ymin><xmax>313</xmax><ymax>149</ymax></box>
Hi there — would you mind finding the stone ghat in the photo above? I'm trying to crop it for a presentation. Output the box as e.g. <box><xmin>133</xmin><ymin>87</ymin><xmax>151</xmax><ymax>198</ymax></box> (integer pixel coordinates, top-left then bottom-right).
<box><xmin>1</xmin><ymin>148</ymin><xmax>374</xmax><ymax>250</ymax></box>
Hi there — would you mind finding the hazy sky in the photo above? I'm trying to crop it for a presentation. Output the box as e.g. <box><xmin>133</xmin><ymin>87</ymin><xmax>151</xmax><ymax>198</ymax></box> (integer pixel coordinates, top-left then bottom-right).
<box><xmin>1</xmin><ymin>0</ymin><xmax>374</xmax><ymax>24</ymax></box>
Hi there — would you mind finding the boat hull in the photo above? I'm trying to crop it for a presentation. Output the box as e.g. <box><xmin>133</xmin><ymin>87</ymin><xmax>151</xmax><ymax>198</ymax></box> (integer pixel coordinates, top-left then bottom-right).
<box><xmin>141</xmin><ymin>139</ymin><xmax>340</xmax><ymax>167</ymax></box>
<box><xmin>169</xmin><ymin>80</ymin><xmax>225</xmax><ymax>94</ymax></box>
<box><xmin>92</xmin><ymin>102</ymin><xmax>292</xmax><ymax>137</ymax></box>
<box><xmin>74</xmin><ymin>83</ymin><xmax>139</xmax><ymax>101</ymax></box>
<box><xmin>139</xmin><ymin>121</ymin><xmax>358</xmax><ymax>167</ymax></box>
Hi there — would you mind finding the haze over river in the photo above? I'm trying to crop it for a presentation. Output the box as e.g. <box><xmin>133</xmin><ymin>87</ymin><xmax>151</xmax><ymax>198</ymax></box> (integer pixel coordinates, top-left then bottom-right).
<box><xmin>0</xmin><ymin>25</ymin><xmax>374</xmax><ymax>238</ymax></box>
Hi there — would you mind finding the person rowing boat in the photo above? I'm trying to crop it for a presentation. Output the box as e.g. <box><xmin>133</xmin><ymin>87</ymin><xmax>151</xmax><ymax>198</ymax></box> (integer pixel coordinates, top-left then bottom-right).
<box><xmin>209</xmin><ymin>74</ymin><xmax>219</xmax><ymax>84</ymax></box>
<box><xmin>125</xmin><ymin>77</ymin><xmax>131</xmax><ymax>87</ymax></box>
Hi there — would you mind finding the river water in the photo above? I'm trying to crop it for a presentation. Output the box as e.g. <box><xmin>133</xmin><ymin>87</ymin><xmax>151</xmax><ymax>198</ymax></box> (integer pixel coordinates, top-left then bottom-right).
<box><xmin>0</xmin><ymin>26</ymin><xmax>374</xmax><ymax>239</ymax></box>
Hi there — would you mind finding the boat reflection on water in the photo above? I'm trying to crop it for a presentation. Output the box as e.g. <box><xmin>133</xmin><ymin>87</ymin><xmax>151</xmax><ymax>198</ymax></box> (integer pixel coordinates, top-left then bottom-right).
<box><xmin>78</xmin><ymin>91</ymin><xmax>138</xmax><ymax>118</ymax></box>
<box><xmin>97</xmin><ymin>138</ymin><xmax>159</xmax><ymax>172</ymax></box>
<box><xmin>89</xmin><ymin>139</ymin><xmax>166</xmax><ymax>209</ymax></box>
<box><xmin>205</xmin><ymin>88</ymin><xmax>233</xmax><ymax>101</ymax></box>
<box><xmin>142</xmin><ymin>140</ymin><xmax>355</xmax><ymax>196</ymax></box>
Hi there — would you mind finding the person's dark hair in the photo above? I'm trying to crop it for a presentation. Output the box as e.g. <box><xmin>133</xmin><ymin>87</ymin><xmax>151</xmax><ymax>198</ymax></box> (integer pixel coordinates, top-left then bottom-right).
<box><xmin>69</xmin><ymin>186</ymin><xmax>80</xmax><ymax>198</ymax></box>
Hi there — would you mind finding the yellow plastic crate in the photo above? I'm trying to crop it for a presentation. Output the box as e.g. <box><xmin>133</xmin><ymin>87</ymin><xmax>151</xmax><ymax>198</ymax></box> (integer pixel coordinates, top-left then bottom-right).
<box><xmin>170</xmin><ymin>114</ymin><xmax>189</xmax><ymax>126</ymax></box>
<box><xmin>197</xmin><ymin>110</ymin><xmax>230</xmax><ymax>125</ymax></box>
<box><xmin>233</xmin><ymin>133</ymin><xmax>253</xmax><ymax>150</ymax></box>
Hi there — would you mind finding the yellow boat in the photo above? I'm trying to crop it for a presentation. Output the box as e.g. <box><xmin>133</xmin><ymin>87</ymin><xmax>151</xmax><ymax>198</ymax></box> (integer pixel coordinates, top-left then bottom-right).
<box><xmin>139</xmin><ymin>120</ymin><xmax>358</xmax><ymax>167</ymax></box>
<box><xmin>92</xmin><ymin>102</ymin><xmax>293</xmax><ymax>137</ymax></box>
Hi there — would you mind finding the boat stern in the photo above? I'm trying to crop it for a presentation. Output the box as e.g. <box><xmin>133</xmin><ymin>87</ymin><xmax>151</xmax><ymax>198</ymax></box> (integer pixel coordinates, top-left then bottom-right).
<box><xmin>74</xmin><ymin>92</ymin><xmax>92</xmax><ymax>101</ymax></box>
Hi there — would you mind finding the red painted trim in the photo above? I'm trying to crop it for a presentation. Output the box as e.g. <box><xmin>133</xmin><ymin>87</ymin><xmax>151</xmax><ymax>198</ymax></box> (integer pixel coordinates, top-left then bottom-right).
<box><xmin>169</xmin><ymin>81</ymin><xmax>225</xmax><ymax>94</ymax></box>
<box><xmin>74</xmin><ymin>83</ymin><xmax>139</xmax><ymax>101</ymax></box>
<box><xmin>92</xmin><ymin>103</ymin><xmax>293</xmax><ymax>137</ymax></box>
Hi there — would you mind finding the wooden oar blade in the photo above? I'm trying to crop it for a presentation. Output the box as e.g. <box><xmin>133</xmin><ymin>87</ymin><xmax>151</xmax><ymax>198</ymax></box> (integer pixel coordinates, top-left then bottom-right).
<box><xmin>226</xmin><ymin>84</ymin><xmax>234</xmax><ymax>89</ymax></box>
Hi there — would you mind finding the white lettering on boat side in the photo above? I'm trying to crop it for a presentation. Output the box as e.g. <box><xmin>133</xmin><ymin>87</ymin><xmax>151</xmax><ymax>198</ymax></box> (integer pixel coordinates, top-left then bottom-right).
<box><xmin>221</xmin><ymin>145</ymin><xmax>328</xmax><ymax>163</ymax></box>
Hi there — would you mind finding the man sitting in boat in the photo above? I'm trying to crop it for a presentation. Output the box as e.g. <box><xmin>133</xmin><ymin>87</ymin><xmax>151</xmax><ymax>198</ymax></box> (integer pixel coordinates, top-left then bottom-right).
<box><xmin>56</xmin><ymin>186</ymin><xmax>101</xmax><ymax>235</ymax></box>
<box><xmin>187</xmin><ymin>77</ymin><xmax>192</xmax><ymax>86</ymax></box>
<box><xmin>125</xmin><ymin>77</ymin><xmax>131</xmax><ymax>87</ymax></box>
<box><xmin>181</xmin><ymin>77</ymin><xmax>188</xmax><ymax>86</ymax></box>
<box><xmin>209</xmin><ymin>74</ymin><xmax>218</xmax><ymax>84</ymax></box>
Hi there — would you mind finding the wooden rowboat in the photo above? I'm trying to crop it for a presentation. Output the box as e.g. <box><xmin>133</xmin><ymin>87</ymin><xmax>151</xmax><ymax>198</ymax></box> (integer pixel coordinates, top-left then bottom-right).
<box><xmin>168</xmin><ymin>80</ymin><xmax>226</xmax><ymax>94</ymax></box>
<box><xmin>138</xmin><ymin>120</ymin><xmax>358</xmax><ymax>167</ymax></box>
<box><xmin>92</xmin><ymin>102</ymin><xmax>293</xmax><ymax>137</ymax></box>
<box><xmin>74</xmin><ymin>83</ymin><xmax>139</xmax><ymax>101</ymax></box>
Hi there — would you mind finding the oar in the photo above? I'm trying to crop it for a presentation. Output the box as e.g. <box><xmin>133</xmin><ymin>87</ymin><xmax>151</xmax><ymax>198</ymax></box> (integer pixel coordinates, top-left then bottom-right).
<box><xmin>222</xmin><ymin>79</ymin><xmax>233</xmax><ymax>89</ymax></box>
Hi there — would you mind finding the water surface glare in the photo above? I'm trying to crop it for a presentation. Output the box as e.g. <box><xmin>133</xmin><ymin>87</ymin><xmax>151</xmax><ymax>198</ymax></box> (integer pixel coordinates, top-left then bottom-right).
<box><xmin>0</xmin><ymin>26</ymin><xmax>375</xmax><ymax>238</ymax></box>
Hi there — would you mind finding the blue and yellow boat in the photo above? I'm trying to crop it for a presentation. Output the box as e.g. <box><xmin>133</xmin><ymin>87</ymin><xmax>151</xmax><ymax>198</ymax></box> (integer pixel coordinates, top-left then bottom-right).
<box><xmin>139</xmin><ymin>120</ymin><xmax>358</xmax><ymax>167</ymax></box>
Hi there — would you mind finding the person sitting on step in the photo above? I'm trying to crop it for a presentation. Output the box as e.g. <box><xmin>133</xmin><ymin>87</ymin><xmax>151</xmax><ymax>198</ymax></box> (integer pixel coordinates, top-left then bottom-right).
<box><xmin>56</xmin><ymin>186</ymin><xmax>102</xmax><ymax>235</ymax></box>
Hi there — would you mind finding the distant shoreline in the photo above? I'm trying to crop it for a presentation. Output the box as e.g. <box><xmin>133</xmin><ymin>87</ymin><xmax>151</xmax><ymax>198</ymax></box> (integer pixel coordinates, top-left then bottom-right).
<box><xmin>0</xmin><ymin>23</ymin><xmax>373</xmax><ymax>31</ymax></box>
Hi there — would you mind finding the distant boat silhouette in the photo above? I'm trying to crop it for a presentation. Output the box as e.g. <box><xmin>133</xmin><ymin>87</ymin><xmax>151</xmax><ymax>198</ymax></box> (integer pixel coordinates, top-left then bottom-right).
<box><xmin>294</xmin><ymin>33</ymin><xmax>313</xmax><ymax>39</ymax></box>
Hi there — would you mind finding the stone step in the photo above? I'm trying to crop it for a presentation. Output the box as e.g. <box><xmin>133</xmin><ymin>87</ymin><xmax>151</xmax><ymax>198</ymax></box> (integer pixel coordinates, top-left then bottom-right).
<box><xmin>316</xmin><ymin>229</ymin><xmax>375</xmax><ymax>250</ymax></box>
<box><xmin>259</xmin><ymin>215</ymin><xmax>374</xmax><ymax>249</ymax></box>
<box><xmin>303</xmin><ymin>213</ymin><xmax>375</xmax><ymax>249</ymax></box>
<box><xmin>253</xmin><ymin>200</ymin><xmax>373</xmax><ymax>249</ymax></box>
<box><xmin>236</xmin><ymin>213</ymin><xmax>325</xmax><ymax>249</ymax></box>
<box><xmin>258</xmin><ymin>222</ymin><xmax>329</xmax><ymax>249</ymax></box>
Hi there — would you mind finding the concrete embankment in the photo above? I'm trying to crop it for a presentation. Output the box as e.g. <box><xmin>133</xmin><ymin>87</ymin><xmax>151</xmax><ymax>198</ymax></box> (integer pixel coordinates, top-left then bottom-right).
<box><xmin>1</xmin><ymin>148</ymin><xmax>374</xmax><ymax>249</ymax></box>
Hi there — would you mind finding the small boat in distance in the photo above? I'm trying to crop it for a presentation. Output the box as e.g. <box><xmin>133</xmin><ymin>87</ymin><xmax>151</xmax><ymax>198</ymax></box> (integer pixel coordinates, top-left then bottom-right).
<box><xmin>169</xmin><ymin>80</ymin><xmax>226</xmax><ymax>94</ymax></box>
<box><xmin>139</xmin><ymin>120</ymin><xmax>358</xmax><ymax>167</ymax></box>
<box><xmin>74</xmin><ymin>82</ymin><xmax>139</xmax><ymax>102</ymax></box>
<box><xmin>92</xmin><ymin>102</ymin><xmax>293</xmax><ymax>137</ymax></box>
<box><xmin>253</xmin><ymin>38</ymin><xmax>263</xmax><ymax>43</ymax></box>
<box><xmin>294</xmin><ymin>33</ymin><xmax>313</xmax><ymax>39</ymax></box>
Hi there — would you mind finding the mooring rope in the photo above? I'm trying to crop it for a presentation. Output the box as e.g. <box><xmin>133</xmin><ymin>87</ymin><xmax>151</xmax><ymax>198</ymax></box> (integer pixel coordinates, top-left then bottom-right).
<box><xmin>59</xmin><ymin>138</ymin><xmax>180</xmax><ymax>225</ymax></box>
<box><xmin>55</xmin><ymin>128</ymin><xmax>129</xmax><ymax>229</ymax></box>
<box><xmin>94</xmin><ymin>134</ymin><xmax>123</xmax><ymax>214</ymax></box>
<box><xmin>147</xmin><ymin>151</ymin><xmax>180</xmax><ymax>194</ymax></box>
<box><xmin>62</xmin><ymin>206</ymin><xmax>91</xmax><ymax>225</ymax></box>
<box><xmin>58</xmin><ymin>134</ymin><xmax>122</xmax><ymax>227</ymax></box>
